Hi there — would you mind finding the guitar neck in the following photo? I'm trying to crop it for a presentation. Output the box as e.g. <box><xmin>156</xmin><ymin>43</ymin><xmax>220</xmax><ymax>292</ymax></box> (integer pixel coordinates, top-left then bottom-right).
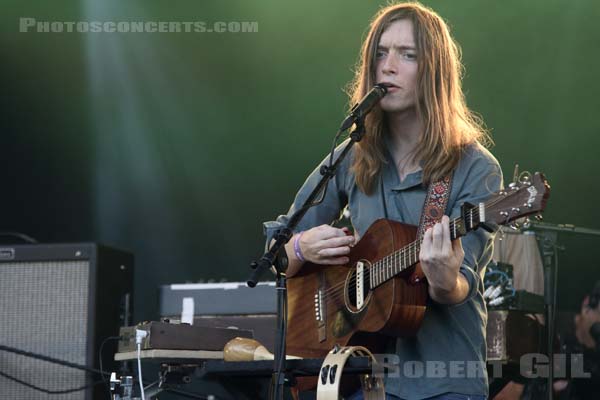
<box><xmin>369</xmin><ymin>204</ymin><xmax>483</xmax><ymax>289</ymax></box>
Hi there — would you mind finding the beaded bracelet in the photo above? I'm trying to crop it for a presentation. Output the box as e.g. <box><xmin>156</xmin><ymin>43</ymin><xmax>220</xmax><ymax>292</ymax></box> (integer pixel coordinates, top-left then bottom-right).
<box><xmin>293</xmin><ymin>231</ymin><xmax>305</xmax><ymax>262</ymax></box>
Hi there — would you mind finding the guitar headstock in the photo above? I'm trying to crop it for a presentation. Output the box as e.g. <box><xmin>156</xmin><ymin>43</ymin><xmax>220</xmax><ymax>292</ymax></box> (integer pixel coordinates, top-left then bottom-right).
<box><xmin>484</xmin><ymin>172</ymin><xmax>550</xmax><ymax>227</ymax></box>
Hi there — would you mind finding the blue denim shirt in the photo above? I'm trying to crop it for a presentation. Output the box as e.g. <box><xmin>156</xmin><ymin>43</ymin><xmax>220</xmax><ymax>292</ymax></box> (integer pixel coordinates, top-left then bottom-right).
<box><xmin>264</xmin><ymin>139</ymin><xmax>502</xmax><ymax>399</ymax></box>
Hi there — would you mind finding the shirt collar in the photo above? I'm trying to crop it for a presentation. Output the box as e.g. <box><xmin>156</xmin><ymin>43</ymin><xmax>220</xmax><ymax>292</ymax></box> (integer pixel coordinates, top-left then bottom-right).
<box><xmin>382</xmin><ymin>134</ymin><xmax>424</xmax><ymax>191</ymax></box>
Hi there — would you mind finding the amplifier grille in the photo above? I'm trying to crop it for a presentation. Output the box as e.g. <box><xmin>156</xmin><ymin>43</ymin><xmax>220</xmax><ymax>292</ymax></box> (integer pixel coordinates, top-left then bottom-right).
<box><xmin>0</xmin><ymin>260</ymin><xmax>91</xmax><ymax>399</ymax></box>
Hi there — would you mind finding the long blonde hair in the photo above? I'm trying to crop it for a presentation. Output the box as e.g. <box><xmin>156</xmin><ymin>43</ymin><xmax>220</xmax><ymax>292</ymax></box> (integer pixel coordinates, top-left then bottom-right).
<box><xmin>348</xmin><ymin>2</ymin><xmax>491</xmax><ymax>194</ymax></box>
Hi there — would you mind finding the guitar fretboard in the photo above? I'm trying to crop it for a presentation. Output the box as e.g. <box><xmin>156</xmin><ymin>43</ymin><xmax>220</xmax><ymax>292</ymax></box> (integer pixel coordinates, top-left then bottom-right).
<box><xmin>368</xmin><ymin>206</ymin><xmax>479</xmax><ymax>288</ymax></box>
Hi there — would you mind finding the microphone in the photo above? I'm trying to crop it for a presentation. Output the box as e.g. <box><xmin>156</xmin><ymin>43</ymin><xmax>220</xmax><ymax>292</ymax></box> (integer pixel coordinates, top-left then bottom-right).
<box><xmin>339</xmin><ymin>84</ymin><xmax>388</xmax><ymax>131</ymax></box>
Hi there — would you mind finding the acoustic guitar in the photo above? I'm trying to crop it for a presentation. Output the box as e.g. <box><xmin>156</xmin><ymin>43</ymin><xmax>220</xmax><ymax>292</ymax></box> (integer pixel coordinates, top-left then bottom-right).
<box><xmin>286</xmin><ymin>172</ymin><xmax>550</xmax><ymax>365</ymax></box>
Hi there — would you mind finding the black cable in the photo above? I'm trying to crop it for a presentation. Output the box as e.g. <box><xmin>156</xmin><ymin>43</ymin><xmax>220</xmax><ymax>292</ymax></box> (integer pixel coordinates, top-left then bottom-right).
<box><xmin>533</xmin><ymin>313</ymin><xmax>544</xmax><ymax>354</ymax></box>
<box><xmin>271</xmin><ymin>277</ymin><xmax>289</xmax><ymax>400</ymax></box>
<box><xmin>0</xmin><ymin>370</ymin><xmax>103</xmax><ymax>394</ymax></box>
<box><xmin>0</xmin><ymin>343</ymin><xmax>212</xmax><ymax>399</ymax></box>
<box><xmin>551</xmin><ymin>245</ymin><xmax>559</xmax><ymax>346</ymax></box>
<box><xmin>98</xmin><ymin>335</ymin><xmax>121</xmax><ymax>398</ymax></box>
<box><xmin>328</xmin><ymin>128</ymin><xmax>344</xmax><ymax>168</ymax></box>
<box><xmin>289</xmin><ymin>128</ymin><xmax>347</xmax><ymax>220</ymax></box>
<box><xmin>545</xmin><ymin>241</ymin><xmax>560</xmax><ymax>400</ymax></box>
<box><xmin>0</xmin><ymin>231</ymin><xmax>38</xmax><ymax>243</ymax></box>
<box><xmin>0</xmin><ymin>344</ymin><xmax>106</xmax><ymax>376</ymax></box>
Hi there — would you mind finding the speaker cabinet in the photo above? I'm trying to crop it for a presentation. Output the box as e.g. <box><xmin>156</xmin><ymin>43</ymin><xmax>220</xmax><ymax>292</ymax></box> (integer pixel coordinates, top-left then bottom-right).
<box><xmin>0</xmin><ymin>243</ymin><xmax>133</xmax><ymax>399</ymax></box>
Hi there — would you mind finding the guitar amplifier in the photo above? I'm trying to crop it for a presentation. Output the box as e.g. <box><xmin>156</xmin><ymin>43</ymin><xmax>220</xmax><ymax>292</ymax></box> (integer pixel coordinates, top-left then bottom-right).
<box><xmin>0</xmin><ymin>243</ymin><xmax>133</xmax><ymax>400</ymax></box>
<box><xmin>159</xmin><ymin>282</ymin><xmax>277</xmax><ymax>352</ymax></box>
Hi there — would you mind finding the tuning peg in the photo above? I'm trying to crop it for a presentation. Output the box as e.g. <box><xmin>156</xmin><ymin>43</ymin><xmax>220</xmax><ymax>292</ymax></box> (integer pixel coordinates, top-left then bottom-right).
<box><xmin>535</xmin><ymin>214</ymin><xmax>543</xmax><ymax>221</ymax></box>
<box><xmin>523</xmin><ymin>217</ymin><xmax>531</xmax><ymax>229</ymax></box>
<box><xmin>519</xmin><ymin>171</ymin><xmax>533</xmax><ymax>185</ymax></box>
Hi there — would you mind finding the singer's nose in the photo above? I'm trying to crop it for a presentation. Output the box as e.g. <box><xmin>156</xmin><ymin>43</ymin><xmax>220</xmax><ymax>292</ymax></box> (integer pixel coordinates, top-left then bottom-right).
<box><xmin>381</xmin><ymin>54</ymin><xmax>398</xmax><ymax>75</ymax></box>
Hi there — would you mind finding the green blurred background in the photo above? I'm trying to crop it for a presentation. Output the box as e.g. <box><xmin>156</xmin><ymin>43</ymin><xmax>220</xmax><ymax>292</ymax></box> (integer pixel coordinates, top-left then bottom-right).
<box><xmin>1</xmin><ymin>0</ymin><xmax>599</xmax><ymax>323</ymax></box>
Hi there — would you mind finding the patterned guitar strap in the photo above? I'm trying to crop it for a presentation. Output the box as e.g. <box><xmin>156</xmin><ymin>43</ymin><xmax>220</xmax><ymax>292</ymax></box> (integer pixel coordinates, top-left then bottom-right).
<box><xmin>410</xmin><ymin>173</ymin><xmax>453</xmax><ymax>283</ymax></box>
<box><xmin>417</xmin><ymin>173</ymin><xmax>454</xmax><ymax>242</ymax></box>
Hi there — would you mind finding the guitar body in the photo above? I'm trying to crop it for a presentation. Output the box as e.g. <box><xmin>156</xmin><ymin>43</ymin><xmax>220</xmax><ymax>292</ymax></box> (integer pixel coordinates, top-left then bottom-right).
<box><xmin>287</xmin><ymin>219</ymin><xmax>429</xmax><ymax>390</ymax></box>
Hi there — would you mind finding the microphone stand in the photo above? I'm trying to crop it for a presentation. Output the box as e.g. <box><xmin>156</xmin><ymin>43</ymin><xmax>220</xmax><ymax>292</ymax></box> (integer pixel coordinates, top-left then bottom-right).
<box><xmin>247</xmin><ymin>117</ymin><xmax>367</xmax><ymax>399</ymax></box>
<box><xmin>529</xmin><ymin>221</ymin><xmax>600</xmax><ymax>399</ymax></box>
<box><xmin>537</xmin><ymin>228</ymin><xmax>558</xmax><ymax>400</ymax></box>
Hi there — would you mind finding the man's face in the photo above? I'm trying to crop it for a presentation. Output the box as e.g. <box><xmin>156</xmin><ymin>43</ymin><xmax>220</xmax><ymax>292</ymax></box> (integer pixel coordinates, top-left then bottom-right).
<box><xmin>575</xmin><ymin>295</ymin><xmax>600</xmax><ymax>349</ymax></box>
<box><xmin>375</xmin><ymin>19</ymin><xmax>419</xmax><ymax>114</ymax></box>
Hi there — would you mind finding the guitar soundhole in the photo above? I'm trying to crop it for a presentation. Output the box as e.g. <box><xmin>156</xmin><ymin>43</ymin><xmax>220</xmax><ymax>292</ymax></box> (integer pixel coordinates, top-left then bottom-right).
<box><xmin>345</xmin><ymin>260</ymin><xmax>372</xmax><ymax>313</ymax></box>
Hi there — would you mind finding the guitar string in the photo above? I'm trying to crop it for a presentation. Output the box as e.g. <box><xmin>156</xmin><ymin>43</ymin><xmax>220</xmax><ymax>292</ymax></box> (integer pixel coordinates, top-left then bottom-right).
<box><xmin>318</xmin><ymin>190</ymin><xmax>516</xmax><ymax>300</ymax></box>
<box><xmin>319</xmin><ymin>200</ymin><xmax>505</xmax><ymax>303</ymax></box>
<box><xmin>320</xmin><ymin>214</ymin><xmax>463</xmax><ymax>301</ymax></box>
<box><xmin>306</xmin><ymin>192</ymin><xmax>529</xmax><ymax>317</ymax></box>
<box><xmin>319</xmin><ymin>213</ymin><xmax>467</xmax><ymax>302</ymax></box>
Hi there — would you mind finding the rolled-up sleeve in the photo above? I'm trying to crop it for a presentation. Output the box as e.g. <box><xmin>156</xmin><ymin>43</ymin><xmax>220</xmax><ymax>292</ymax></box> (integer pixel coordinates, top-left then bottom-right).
<box><xmin>448</xmin><ymin>154</ymin><xmax>503</xmax><ymax>304</ymax></box>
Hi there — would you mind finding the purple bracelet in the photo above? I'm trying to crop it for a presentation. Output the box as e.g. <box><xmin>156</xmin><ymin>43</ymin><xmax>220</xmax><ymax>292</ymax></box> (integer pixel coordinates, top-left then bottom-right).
<box><xmin>293</xmin><ymin>231</ymin><xmax>305</xmax><ymax>262</ymax></box>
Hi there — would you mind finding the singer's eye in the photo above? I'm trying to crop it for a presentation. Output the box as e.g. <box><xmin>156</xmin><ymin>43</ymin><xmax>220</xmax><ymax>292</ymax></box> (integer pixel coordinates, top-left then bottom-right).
<box><xmin>375</xmin><ymin>50</ymin><xmax>387</xmax><ymax>59</ymax></box>
<box><xmin>402</xmin><ymin>52</ymin><xmax>417</xmax><ymax>61</ymax></box>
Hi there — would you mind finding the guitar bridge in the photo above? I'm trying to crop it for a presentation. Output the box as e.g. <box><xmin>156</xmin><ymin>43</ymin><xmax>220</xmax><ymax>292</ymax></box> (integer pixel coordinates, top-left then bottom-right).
<box><xmin>315</xmin><ymin>289</ymin><xmax>324</xmax><ymax>323</ymax></box>
<box><xmin>356</xmin><ymin>261</ymin><xmax>365</xmax><ymax>309</ymax></box>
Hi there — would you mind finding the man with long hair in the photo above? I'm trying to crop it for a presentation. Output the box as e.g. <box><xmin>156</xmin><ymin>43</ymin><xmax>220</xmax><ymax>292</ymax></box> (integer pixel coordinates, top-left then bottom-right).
<box><xmin>264</xmin><ymin>2</ymin><xmax>502</xmax><ymax>399</ymax></box>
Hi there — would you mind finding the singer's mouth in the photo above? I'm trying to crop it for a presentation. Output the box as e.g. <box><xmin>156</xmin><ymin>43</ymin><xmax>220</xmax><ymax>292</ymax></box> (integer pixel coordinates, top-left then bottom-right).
<box><xmin>379</xmin><ymin>82</ymin><xmax>400</xmax><ymax>88</ymax></box>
